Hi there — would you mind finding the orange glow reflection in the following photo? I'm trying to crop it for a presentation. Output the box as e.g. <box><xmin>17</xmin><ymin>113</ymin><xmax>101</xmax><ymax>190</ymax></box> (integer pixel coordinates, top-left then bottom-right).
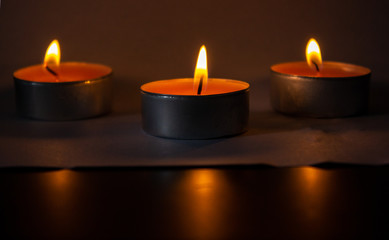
<box><xmin>301</xmin><ymin>167</ymin><xmax>320</xmax><ymax>188</ymax></box>
<box><xmin>293</xmin><ymin>167</ymin><xmax>329</xmax><ymax>220</ymax></box>
<box><xmin>178</xmin><ymin>169</ymin><xmax>230</xmax><ymax>239</ymax></box>
<box><xmin>40</xmin><ymin>170</ymin><xmax>77</xmax><ymax>222</ymax></box>
<box><xmin>49</xmin><ymin>170</ymin><xmax>72</xmax><ymax>189</ymax></box>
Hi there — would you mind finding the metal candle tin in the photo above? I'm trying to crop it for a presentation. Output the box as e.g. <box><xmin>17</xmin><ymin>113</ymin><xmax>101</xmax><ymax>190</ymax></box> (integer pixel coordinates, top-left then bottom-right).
<box><xmin>141</xmin><ymin>79</ymin><xmax>249</xmax><ymax>139</ymax></box>
<box><xmin>270</xmin><ymin>62</ymin><xmax>371</xmax><ymax>118</ymax></box>
<box><xmin>14</xmin><ymin>65</ymin><xmax>113</xmax><ymax>121</ymax></box>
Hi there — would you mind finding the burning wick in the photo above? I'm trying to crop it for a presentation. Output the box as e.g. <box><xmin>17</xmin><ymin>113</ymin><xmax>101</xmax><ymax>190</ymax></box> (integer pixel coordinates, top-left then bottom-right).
<box><xmin>45</xmin><ymin>66</ymin><xmax>58</xmax><ymax>77</ymax></box>
<box><xmin>306</xmin><ymin>38</ymin><xmax>322</xmax><ymax>72</ymax></box>
<box><xmin>312</xmin><ymin>61</ymin><xmax>320</xmax><ymax>72</ymax></box>
<box><xmin>44</xmin><ymin>39</ymin><xmax>60</xmax><ymax>78</ymax></box>
<box><xmin>197</xmin><ymin>76</ymin><xmax>204</xmax><ymax>95</ymax></box>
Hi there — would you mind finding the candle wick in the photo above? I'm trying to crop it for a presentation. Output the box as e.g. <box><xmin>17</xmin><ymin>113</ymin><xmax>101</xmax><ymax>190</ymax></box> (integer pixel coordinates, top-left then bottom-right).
<box><xmin>45</xmin><ymin>66</ymin><xmax>58</xmax><ymax>77</ymax></box>
<box><xmin>197</xmin><ymin>76</ymin><xmax>204</xmax><ymax>95</ymax></box>
<box><xmin>312</xmin><ymin>61</ymin><xmax>320</xmax><ymax>72</ymax></box>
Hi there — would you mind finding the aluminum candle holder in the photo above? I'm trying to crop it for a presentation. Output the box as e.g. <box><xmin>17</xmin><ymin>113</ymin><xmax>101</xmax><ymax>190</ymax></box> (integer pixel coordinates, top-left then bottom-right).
<box><xmin>270</xmin><ymin>62</ymin><xmax>371</xmax><ymax>118</ymax></box>
<box><xmin>141</xmin><ymin>79</ymin><xmax>249</xmax><ymax>139</ymax></box>
<box><xmin>13</xmin><ymin>39</ymin><xmax>113</xmax><ymax>121</ymax></box>
<box><xmin>14</xmin><ymin>65</ymin><xmax>113</xmax><ymax>121</ymax></box>
<box><xmin>270</xmin><ymin>38</ymin><xmax>372</xmax><ymax>118</ymax></box>
<box><xmin>141</xmin><ymin>45</ymin><xmax>250</xmax><ymax>139</ymax></box>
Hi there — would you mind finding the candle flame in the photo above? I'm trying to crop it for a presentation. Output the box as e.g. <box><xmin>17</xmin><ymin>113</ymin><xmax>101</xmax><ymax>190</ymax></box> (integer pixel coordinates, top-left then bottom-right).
<box><xmin>44</xmin><ymin>39</ymin><xmax>61</xmax><ymax>67</ymax></box>
<box><xmin>306</xmin><ymin>38</ymin><xmax>322</xmax><ymax>71</ymax></box>
<box><xmin>194</xmin><ymin>45</ymin><xmax>208</xmax><ymax>95</ymax></box>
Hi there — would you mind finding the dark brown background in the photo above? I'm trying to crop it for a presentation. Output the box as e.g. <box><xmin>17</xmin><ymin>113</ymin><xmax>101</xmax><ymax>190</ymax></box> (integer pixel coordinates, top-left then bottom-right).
<box><xmin>0</xmin><ymin>0</ymin><xmax>389</xmax><ymax>167</ymax></box>
<box><xmin>1</xmin><ymin>0</ymin><xmax>388</xmax><ymax>94</ymax></box>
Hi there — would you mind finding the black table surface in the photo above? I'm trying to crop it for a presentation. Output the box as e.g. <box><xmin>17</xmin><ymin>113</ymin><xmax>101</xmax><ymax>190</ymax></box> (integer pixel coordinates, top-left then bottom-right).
<box><xmin>0</xmin><ymin>165</ymin><xmax>388</xmax><ymax>240</ymax></box>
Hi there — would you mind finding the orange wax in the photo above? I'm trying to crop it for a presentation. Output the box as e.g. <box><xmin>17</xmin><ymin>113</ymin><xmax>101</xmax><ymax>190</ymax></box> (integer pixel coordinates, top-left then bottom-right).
<box><xmin>13</xmin><ymin>62</ymin><xmax>112</xmax><ymax>82</ymax></box>
<box><xmin>141</xmin><ymin>78</ymin><xmax>249</xmax><ymax>96</ymax></box>
<box><xmin>271</xmin><ymin>61</ymin><xmax>371</xmax><ymax>78</ymax></box>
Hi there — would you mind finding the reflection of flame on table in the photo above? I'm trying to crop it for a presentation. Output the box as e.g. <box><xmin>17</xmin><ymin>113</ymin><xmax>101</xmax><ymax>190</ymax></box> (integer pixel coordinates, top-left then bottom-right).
<box><xmin>39</xmin><ymin>170</ymin><xmax>79</xmax><ymax>227</ymax></box>
<box><xmin>293</xmin><ymin>167</ymin><xmax>329</xmax><ymax>221</ymax></box>
<box><xmin>43</xmin><ymin>170</ymin><xmax>76</xmax><ymax>206</ymax></box>
<box><xmin>48</xmin><ymin>170</ymin><xmax>72</xmax><ymax>190</ymax></box>
<box><xmin>178</xmin><ymin>169</ymin><xmax>230</xmax><ymax>239</ymax></box>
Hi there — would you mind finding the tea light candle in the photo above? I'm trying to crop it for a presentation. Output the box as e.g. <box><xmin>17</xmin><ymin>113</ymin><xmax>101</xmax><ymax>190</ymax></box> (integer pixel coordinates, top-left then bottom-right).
<box><xmin>270</xmin><ymin>38</ymin><xmax>371</xmax><ymax>118</ymax></box>
<box><xmin>141</xmin><ymin>46</ymin><xmax>249</xmax><ymax>139</ymax></box>
<box><xmin>13</xmin><ymin>40</ymin><xmax>113</xmax><ymax>120</ymax></box>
